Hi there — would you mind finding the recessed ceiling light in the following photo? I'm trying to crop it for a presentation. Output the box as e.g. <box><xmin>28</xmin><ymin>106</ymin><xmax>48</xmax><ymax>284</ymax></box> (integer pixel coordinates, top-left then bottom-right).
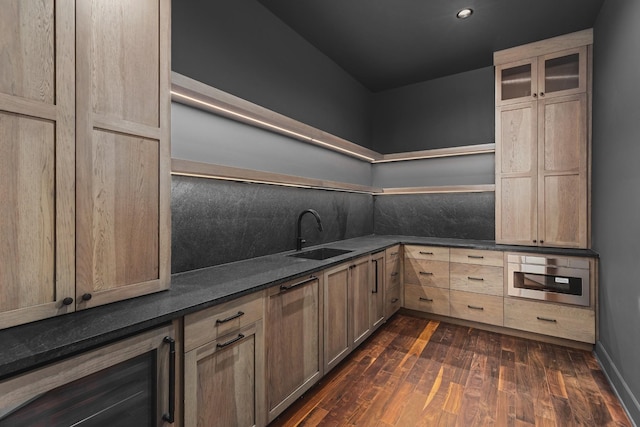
<box><xmin>456</xmin><ymin>8</ymin><xmax>473</xmax><ymax>19</ymax></box>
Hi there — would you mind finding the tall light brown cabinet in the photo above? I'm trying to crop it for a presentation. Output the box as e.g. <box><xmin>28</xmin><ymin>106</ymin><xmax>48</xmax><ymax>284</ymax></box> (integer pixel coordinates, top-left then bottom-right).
<box><xmin>495</xmin><ymin>30</ymin><xmax>592</xmax><ymax>248</ymax></box>
<box><xmin>0</xmin><ymin>0</ymin><xmax>171</xmax><ymax>329</ymax></box>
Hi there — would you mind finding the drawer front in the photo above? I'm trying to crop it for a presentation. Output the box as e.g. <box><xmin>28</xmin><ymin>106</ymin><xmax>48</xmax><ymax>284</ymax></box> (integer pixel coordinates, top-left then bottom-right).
<box><xmin>405</xmin><ymin>245</ymin><xmax>449</xmax><ymax>262</ymax></box>
<box><xmin>185</xmin><ymin>291</ymin><xmax>264</xmax><ymax>352</ymax></box>
<box><xmin>450</xmin><ymin>249</ymin><xmax>504</xmax><ymax>267</ymax></box>
<box><xmin>504</xmin><ymin>298</ymin><xmax>595</xmax><ymax>343</ymax></box>
<box><xmin>404</xmin><ymin>284</ymin><xmax>450</xmax><ymax>316</ymax></box>
<box><xmin>386</xmin><ymin>260</ymin><xmax>401</xmax><ymax>290</ymax></box>
<box><xmin>385</xmin><ymin>245</ymin><xmax>401</xmax><ymax>263</ymax></box>
<box><xmin>404</xmin><ymin>258</ymin><xmax>449</xmax><ymax>288</ymax></box>
<box><xmin>385</xmin><ymin>285</ymin><xmax>401</xmax><ymax>318</ymax></box>
<box><xmin>449</xmin><ymin>290</ymin><xmax>503</xmax><ymax>326</ymax></box>
<box><xmin>450</xmin><ymin>263</ymin><xmax>504</xmax><ymax>296</ymax></box>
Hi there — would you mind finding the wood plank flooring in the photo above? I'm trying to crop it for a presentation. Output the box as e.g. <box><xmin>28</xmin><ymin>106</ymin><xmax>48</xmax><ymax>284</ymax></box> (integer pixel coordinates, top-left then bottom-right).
<box><xmin>269</xmin><ymin>313</ymin><xmax>632</xmax><ymax>427</ymax></box>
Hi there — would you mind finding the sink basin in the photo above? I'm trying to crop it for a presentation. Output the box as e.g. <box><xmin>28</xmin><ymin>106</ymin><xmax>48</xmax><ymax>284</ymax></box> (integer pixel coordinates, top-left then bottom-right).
<box><xmin>288</xmin><ymin>247</ymin><xmax>353</xmax><ymax>260</ymax></box>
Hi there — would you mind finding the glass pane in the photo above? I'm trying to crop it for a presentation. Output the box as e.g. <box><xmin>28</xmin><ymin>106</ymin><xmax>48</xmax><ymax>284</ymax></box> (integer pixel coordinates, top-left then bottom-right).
<box><xmin>0</xmin><ymin>353</ymin><xmax>156</xmax><ymax>427</ymax></box>
<box><xmin>501</xmin><ymin>64</ymin><xmax>532</xmax><ymax>100</ymax></box>
<box><xmin>544</xmin><ymin>53</ymin><xmax>580</xmax><ymax>93</ymax></box>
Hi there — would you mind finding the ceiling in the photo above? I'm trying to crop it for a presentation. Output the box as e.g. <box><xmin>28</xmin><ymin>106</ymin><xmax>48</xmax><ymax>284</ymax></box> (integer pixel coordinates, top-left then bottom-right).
<box><xmin>258</xmin><ymin>0</ymin><xmax>604</xmax><ymax>92</ymax></box>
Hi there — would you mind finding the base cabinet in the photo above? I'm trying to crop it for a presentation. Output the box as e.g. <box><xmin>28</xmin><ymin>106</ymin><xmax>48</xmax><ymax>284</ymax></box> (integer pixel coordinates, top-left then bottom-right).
<box><xmin>184</xmin><ymin>292</ymin><xmax>265</xmax><ymax>427</ymax></box>
<box><xmin>266</xmin><ymin>275</ymin><xmax>322</xmax><ymax>423</ymax></box>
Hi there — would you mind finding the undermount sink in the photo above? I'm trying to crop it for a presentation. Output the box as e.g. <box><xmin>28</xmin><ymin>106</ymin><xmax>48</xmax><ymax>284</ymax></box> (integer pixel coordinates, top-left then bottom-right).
<box><xmin>288</xmin><ymin>247</ymin><xmax>353</xmax><ymax>260</ymax></box>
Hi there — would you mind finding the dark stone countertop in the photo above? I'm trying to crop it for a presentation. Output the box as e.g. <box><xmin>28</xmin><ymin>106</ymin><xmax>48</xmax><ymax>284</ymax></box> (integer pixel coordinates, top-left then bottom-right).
<box><xmin>0</xmin><ymin>235</ymin><xmax>598</xmax><ymax>379</ymax></box>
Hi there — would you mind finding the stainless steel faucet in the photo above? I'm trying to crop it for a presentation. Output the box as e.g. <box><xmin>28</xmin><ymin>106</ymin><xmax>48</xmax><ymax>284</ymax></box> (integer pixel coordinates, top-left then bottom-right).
<box><xmin>296</xmin><ymin>209</ymin><xmax>323</xmax><ymax>251</ymax></box>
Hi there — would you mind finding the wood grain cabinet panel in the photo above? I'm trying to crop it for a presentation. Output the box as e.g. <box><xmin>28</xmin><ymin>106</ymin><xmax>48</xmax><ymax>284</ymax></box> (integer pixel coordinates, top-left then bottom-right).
<box><xmin>404</xmin><ymin>245</ymin><xmax>449</xmax><ymax>262</ymax></box>
<box><xmin>184</xmin><ymin>322</ymin><xmax>264</xmax><ymax>427</ymax></box>
<box><xmin>404</xmin><ymin>284</ymin><xmax>450</xmax><ymax>316</ymax></box>
<box><xmin>495</xmin><ymin>32</ymin><xmax>591</xmax><ymax>249</ymax></box>
<box><xmin>0</xmin><ymin>0</ymin><xmax>75</xmax><ymax>329</ymax></box>
<box><xmin>449</xmin><ymin>290</ymin><xmax>503</xmax><ymax>326</ymax></box>
<box><xmin>404</xmin><ymin>259</ymin><xmax>450</xmax><ymax>288</ymax></box>
<box><xmin>504</xmin><ymin>298</ymin><xmax>595</xmax><ymax>343</ymax></box>
<box><xmin>75</xmin><ymin>0</ymin><xmax>171</xmax><ymax>309</ymax></box>
<box><xmin>266</xmin><ymin>275</ymin><xmax>322</xmax><ymax>423</ymax></box>
<box><xmin>323</xmin><ymin>264</ymin><xmax>350</xmax><ymax>372</ymax></box>
<box><xmin>450</xmin><ymin>263</ymin><xmax>504</xmax><ymax>296</ymax></box>
<box><xmin>450</xmin><ymin>249</ymin><xmax>504</xmax><ymax>267</ymax></box>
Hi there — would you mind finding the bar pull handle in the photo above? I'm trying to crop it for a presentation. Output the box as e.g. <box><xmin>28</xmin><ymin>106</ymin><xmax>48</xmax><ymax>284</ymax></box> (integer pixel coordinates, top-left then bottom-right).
<box><xmin>536</xmin><ymin>316</ymin><xmax>557</xmax><ymax>323</ymax></box>
<box><xmin>468</xmin><ymin>276</ymin><xmax>484</xmax><ymax>281</ymax></box>
<box><xmin>280</xmin><ymin>276</ymin><xmax>317</xmax><ymax>292</ymax></box>
<box><xmin>372</xmin><ymin>259</ymin><xmax>379</xmax><ymax>294</ymax></box>
<box><xmin>216</xmin><ymin>311</ymin><xmax>245</xmax><ymax>324</ymax></box>
<box><xmin>162</xmin><ymin>336</ymin><xmax>176</xmax><ymax>423</ymax></box>
<box><xmin>468</xmin><ymin>255</ymin><xmax>484</xmax><ymax>259</ymax></box>
<box><xmin>419</xmin><ymin>251</ymin><xmax>434</xmax><ymax>255</ymax></box>
<box><xmin>419</xmin><ymin>297</ymin><xmax>434</xmax><ymax>302</ymax></box>
<box><xmin>217</xmin><ymin>334</ymin><xmax>245</xmax><ymax>348</ymax></box>
<box><xmin>467</xmin><ymin>305</ymin><xmax>484</xmax><ymax>310</ymax></box>
<box><xmin>419</xmin><ymin>271</ymin><xmax>433</xmax><ymax>275</ymax></box>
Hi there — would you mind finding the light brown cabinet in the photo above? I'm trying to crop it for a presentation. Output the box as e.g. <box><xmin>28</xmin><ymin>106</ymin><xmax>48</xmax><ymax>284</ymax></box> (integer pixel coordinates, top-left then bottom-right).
<box><xmin>0</xmin><ymin>0</ymin><xmax>171</xmax><ymax>329</ymax></box>
<box><xmin>384</xmin><ymin>246</ymin><xmax>402</xmax><ymax>318</ymax></box>
<box><xmin>404</xmin><ymin>246</ymin><xmax>450</xmax><ymax>315</ymax></box>
<box><xmin>495</xmin><ymin>30</ymin><xmax>591</xmax><ymax>249</ymax></box>
<box><xmin>323</xmin><ymin>255</ymin><xmax>373</xmax><ymax>373</ymax></box>
<box><xmin>266</xmin><ymin>275</ymin><xmax>322</xmax><ymax>423</ymax></box>
<box><xmin>184</xmin><ymin>292</ymin><xmax>265</xmax><ymax>427</ymax></box>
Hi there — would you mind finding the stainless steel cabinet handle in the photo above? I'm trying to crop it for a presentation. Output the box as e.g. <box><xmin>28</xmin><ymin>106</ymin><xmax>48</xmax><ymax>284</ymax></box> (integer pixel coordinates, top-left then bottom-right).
<box><xmin>280</xmin><ymin>276</ymin><xmax>317</xmax><ymax>292</ymax></box>
<box><xmin>216</xmin><ymin>311</ymin><xmax>245</xmax><ymax>324</ymax></box>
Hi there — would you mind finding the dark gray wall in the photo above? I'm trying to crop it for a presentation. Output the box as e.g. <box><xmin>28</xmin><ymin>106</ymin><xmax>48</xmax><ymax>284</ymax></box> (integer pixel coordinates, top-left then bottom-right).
<box><xmin>171</xmin><ymin>176</ymin><xmax>373</xmax><ymax>273</ymax></box>
<box><xmin>374</xmin><ymin>193</ymin><xmax>495</xmax><ymax>240</ymax></box>
<box><xmin>172</xmin><ymin>103</ymin><xmax>372</xmax><ymax>187</ymax></box>
<box><xmin>371</xmin><ymin>67</ymin><xmax>495</xmax><ymax>153</ymax></box>
<box><xmin>593</xmin><ymin>0</ymin><xmax>640</xmax><ymax>424</ymax></box>
<box><xmin>372</xmin><ymin>153</ymin><xmax>495</xmax><ymax>188</ymax></box>
<box><xmin>172</xmin><ymin>1</ymin><xmax>372</xmax><ymax>148</ymax></box>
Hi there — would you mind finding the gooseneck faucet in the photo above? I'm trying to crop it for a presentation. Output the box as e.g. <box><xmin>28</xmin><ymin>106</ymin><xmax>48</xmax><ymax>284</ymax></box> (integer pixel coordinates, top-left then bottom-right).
<box><xmin>296</xmin><ymin>209</ymin><xmax>323</xmax><ymax>251</ymax></box>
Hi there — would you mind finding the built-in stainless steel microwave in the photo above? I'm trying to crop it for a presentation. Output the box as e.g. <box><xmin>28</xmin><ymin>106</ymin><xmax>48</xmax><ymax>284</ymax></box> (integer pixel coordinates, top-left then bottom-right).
<box><xmin>507</xmin><ymin>254</ymin><xmax>590</xmax><ymax>307</ymax></box>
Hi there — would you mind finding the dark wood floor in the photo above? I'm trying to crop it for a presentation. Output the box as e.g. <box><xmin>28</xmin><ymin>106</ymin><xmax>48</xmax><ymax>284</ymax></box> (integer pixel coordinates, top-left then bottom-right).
<box><xmin>269</xmin><ymin>313</ymin><xmax>632</xmax><ymax>427</ymax></box>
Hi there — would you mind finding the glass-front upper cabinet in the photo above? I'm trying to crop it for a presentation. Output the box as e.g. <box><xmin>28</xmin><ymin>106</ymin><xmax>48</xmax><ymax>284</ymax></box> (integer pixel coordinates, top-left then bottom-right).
<box><xmin>496</xmin><ymin>47</ymin><xmax>587</xmax><ymax>105</ymax></box>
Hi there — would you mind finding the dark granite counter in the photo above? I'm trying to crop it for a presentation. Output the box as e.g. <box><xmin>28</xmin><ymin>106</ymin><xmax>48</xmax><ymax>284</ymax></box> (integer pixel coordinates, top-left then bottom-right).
<box><xmin>0</xmin><ymin>235</ymin><xmax>598</xmax><ymax>379</ymax></box>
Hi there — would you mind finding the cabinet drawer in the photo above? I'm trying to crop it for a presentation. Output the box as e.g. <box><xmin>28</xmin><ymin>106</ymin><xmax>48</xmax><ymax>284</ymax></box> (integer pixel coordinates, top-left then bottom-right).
<box><xmin>405</xmin><ymin>245</ymin><xmax>449</xmax><ymax>262</ymax></box>
<box><xmin>385</xmin><ymin>285</ymin><xmax>401</xmax><ymax>317</ymax></box>
<box><xmin>385</xmin><ymin>245</ymin><xmax>401</xmax><ymax>263</ymax></box>
<box><xmin>504</xmin><ymin>298</ymin><xmax>595</xmax><ymax>343</ymax></box>
<box><xmin>450</xmin><ymin>248</ymin><xmax>504</xmax><ymax>267</ymax></box>
<box><xmin>450</xmin><ymin>290</ymin><xmax>503</xmax><ymax>326</ymax></box>
<box><xmin>386</xmin><ymin>260</ymin><xmax>401</xmax><ymax>289</ymax></box>
<box><xmin>450</xmin><ymin>263</ymin><xmax>504</xmax><ymax>296</ymax></box>
<box><xmin>404</xmin><ymin>259</ymin><xmax>449</xmax><ymax>288</ymax></box>
<box><xmin>185</xmin><ymin>291</ymin><xmax>264</xmax><ymax>352</ymax></box>
<box><xmin>404</xmin><ymin>284</ymin><xmax>450</xmax><ymax>316</ymax></box>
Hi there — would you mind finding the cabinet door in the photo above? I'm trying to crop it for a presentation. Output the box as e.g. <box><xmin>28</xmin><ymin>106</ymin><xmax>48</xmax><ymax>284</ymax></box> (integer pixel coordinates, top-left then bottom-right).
<box><xmin>75</xmin><ymin>0</ymin><xmax>171</xmax><ymax>308</ymax></box>
<box><xmin>371</xmin><ymin>253</ymin><xmax>386</xmax><ymax>331</ymax></box>
<box><xmin>351</xmin><ymin>257</ymin><xmax>371</xmax><ymax>348</ymax></box>
<box><xmin>496</xmin><ymin>58</ymin><xmax>538</xmax><ymax>106</ymax></box>
<box><xmin>0</xmin><ymin>0</ymin><xmax>76</xmax><ymax>328</ymax></box>
<box><xmin>184</xmin><ymin>322</ymin><xmax>264</xmax><ymax>427</ymax></box>
<box><xmin>323</xmin><ymin>264</ymin><xmax>350</xmax><ymax>372</ymax></box>
<box><xmin>266</xmin><ymin>275</ymin><xmax>321</xmax><ymax>422</ymax></box>
<box><xmin>538</xmin><ymin>47</ymin><xmax>587</xmax><ymax>99</ymax></box>
<box><xmin>495</xmin><ymin>102</ymin><xmax>539</xmax><ymax>245</ymax></box>
<box><xmin>538</xmin><ymin>94</ymin><xmax>588</xmax><ymax>247</ymax></box>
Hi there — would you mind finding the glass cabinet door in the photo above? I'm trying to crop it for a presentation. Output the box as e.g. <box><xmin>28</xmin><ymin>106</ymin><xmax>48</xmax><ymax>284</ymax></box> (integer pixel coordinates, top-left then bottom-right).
<box><xmin>538</xmin><ymin>47</ymin><xmax>587</xmax><ymax>99</ymax></box>
<box><xmin>496</xmin><ymin>58</ymin><xmax>538</xmax><ymax>105</ymax></box>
